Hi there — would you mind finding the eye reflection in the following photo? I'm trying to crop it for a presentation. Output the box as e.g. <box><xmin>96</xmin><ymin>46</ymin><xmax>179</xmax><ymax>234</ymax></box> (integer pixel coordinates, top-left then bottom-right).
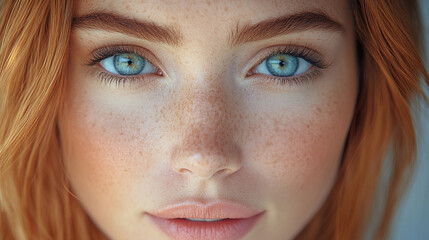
<box><xmin>254</xmin><ymin>54</ymin><xmax>312</xmax><ymax>77</ymax></box>
<box><xmin>100</xmin><ymin>53</ymin><xmax>158</xmax><ymax>76</ymax></box>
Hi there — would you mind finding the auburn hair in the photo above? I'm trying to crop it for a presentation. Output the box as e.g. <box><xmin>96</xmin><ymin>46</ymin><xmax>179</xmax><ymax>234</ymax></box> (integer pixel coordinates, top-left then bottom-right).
<box><xmin>0</xmin><ymin>0</ymin><xmax>428</xmax><ymax>239</ymax></box>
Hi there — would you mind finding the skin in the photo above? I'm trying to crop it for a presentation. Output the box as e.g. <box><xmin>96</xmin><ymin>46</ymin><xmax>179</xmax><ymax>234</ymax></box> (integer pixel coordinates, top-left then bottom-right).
<box><xmin>58</xmin><ymin>0</ymin><xmax>358</xmax><ymax>239</ymax></box>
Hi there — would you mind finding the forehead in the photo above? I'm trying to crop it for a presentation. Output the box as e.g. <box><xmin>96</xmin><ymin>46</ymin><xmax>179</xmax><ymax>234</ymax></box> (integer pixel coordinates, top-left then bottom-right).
<box><xmin>74</xmin><ymin>0</ymin><xmax>352</xmax><ymax>34</ymax></box>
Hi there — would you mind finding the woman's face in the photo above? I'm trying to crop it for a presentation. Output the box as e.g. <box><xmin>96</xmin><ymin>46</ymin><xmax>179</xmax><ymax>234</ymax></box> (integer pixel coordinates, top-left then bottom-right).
<box><xmin>59</xmin><ymin>0</ymin><xmax>358</xmax><ymax>239</ymax></box>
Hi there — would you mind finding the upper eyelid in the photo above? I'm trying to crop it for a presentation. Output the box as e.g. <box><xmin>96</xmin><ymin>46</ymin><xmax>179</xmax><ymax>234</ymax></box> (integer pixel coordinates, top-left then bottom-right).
<box><xmin>263</xmin><ymin>46</ymin><xmax>325</xmax><ymax>66</ymax></box>
<box><xmin>85</xmin><ymin>45</ymin><xmax>163</xmax><ymax>69</ymax></box>
<box><xmin>87</xmin><ymin>46</ymin><xmax>138</xmax><ymax>64</ymax></box>
<box><xmin>246</xmin><ymin>45</ymin><xmax>328</xmax><ymax>75</ymax></box>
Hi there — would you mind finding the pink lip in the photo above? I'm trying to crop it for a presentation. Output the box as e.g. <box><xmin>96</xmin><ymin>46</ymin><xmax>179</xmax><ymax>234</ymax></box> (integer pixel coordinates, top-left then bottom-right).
<box><xmin>146</xmin><ymin>200</ymin><xmax>265</xmax><ymax>240</ymax></box>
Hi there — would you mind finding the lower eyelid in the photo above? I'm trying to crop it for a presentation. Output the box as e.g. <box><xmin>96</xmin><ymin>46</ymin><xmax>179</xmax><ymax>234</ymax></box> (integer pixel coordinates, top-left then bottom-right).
<box><xmin>96</xmin><ymin>71</ymin><xmax>132</xmax><ymax>86</ymax></box>
<box><xmin>248</xmin><ymin>67</ymin><xmax>322</xmax><ymax>88</ymax></box>
<box><xmin>276</xmin><ymin>69</ymin><xmax>322</xmax><ymax>86</ymax></box>
<box><xmin>95</xmin><ymin>71</ymin><xmax>163</xmax><ymax>90</ymax></box>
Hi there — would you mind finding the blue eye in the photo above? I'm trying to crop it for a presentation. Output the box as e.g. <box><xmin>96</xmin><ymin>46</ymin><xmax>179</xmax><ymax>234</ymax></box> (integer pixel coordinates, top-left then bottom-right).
<box><xmin>254</xmin><ymin>54</ymin><xmax>312</xmax><ymax>77</ymax></box>
<box><xmin>100</xmin><ymin>53</ymin><xmax>158</xmax><ymax>76</ymax></box>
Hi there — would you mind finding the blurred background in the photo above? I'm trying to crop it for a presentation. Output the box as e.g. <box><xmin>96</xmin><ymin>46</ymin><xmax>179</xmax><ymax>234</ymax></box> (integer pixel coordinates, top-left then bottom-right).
<box><xmin>390</xmin><ymin>0</ymin><xmax>429</xmax><ymax>239</ymax></box>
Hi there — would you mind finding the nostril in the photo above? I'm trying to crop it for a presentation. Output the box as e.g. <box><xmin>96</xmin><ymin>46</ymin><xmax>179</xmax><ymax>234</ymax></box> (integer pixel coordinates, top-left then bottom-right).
<box><xmin>177</xmin><ymin>168</ymin><xmax>192</xmax><ymax>175</ymax></box>
<box><xmin>170</xmin><ymin>135</ymin><xmax>242</xmax><ymax>180</ymax></box>
<box><xmin>213</xmin><ymin>168</ymin><xmax>233</xmax><ymax>177</ymax></box>
<box><xmin>172</xmin><ymin>155</ymin><xmax>241</xmax><ymax>180</ymax></box>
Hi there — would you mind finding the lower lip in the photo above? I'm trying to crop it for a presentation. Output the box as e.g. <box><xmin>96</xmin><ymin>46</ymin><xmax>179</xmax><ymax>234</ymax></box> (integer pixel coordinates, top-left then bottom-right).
<box><xmin>147</xmin><ymin>213</ymin><xmax>264</xmax><ymax>240</ymax></box>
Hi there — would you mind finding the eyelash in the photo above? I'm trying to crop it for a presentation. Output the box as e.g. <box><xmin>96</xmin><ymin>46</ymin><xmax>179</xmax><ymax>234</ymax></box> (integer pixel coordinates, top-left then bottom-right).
<box><xmin>87</xmin><ymin>46</ymin><xmax>146</xmax><ymax>66</ymax></box>
<box><xmin>250</xmin><ymin>45</ymin><xmax>328</xmax><ymax>86</ymax></box>
<box><xmin>86</xmin><ymin>45</ymin><xmax>328</xmax><ymax>87</ymax></box>
<box><xmin>86</xmin><ymin>46</ymin><xmax>161</xmax><ymax>87</ymax></box>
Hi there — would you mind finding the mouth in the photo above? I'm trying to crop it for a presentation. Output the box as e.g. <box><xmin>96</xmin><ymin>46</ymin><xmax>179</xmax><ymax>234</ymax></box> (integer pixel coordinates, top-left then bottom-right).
<box><xmin>146</xmin><ymin>200</ymin><xmax>265</xmax><ymax>240</ymax></box>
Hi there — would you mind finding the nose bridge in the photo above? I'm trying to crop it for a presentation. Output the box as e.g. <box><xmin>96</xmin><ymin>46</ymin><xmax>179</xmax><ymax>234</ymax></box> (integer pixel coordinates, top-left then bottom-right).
<box><xmin>170</xmin><ymin>82</ymin><xmax>242</xmax><ymax>179</ymax></box>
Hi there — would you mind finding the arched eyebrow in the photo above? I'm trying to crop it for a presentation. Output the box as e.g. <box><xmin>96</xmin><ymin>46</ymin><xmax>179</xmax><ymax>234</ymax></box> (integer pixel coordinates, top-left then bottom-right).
<box><xmin>72</xmin><ymin>12</ymin><xmax>183</xmax><ymax>46</ymax></box>
<box><xmin>230</xmin><ymin>11</ymin><xmax>346</xmax><ymax>46</ymax></box>
<box><xmin>72</xmin><ymin>11</ymin><xmax>345</xmax><ymax>47</ymax></box>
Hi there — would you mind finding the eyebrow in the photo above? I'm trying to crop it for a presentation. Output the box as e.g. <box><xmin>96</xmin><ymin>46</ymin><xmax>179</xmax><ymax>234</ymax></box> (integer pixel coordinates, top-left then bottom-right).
<box><xmin>230</xmin><ymin>11</ymin><xmax>345</xmax><ymax>46</ymax></box>
<box><xmin>72</xmin><ymin>12</ymin><xmax>182</xmax><ymax>46</ymax></box>
<box><xmin>72</xmin><ymin>11</ymin><xmax>345</xmax><ymax>47</ymax></box>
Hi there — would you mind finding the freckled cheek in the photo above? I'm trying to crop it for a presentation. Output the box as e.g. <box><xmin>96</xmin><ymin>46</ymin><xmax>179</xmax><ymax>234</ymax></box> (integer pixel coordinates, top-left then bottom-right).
<box><xmin>59</xmin><ymin>100</ymin><xmax>156</xmax><ymax>203</ymax></box>
<box><xmin>251</xmin><ymin>109</ymin><xmax>347</xmax><ymax>193</ymax></box>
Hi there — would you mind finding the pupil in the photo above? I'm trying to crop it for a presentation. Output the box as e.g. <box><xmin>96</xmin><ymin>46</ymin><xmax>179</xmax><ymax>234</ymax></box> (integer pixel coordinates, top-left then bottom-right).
<box><xmin>266</xmin><ymin>54</ymin><xmax>299</xmax><ymax>77</ymax></box>
<box><xmin>113</xmin><ymin>54</ymin><xmax>145</xmax><ymax>75</ymax></box>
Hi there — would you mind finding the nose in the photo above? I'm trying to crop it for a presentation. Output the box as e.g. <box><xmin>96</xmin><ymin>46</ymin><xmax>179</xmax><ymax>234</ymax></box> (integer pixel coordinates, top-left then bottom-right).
<box><xmin>170</xmin><ymin>84</ymin><xmax>242</xmax><ymax>180</ymax></box>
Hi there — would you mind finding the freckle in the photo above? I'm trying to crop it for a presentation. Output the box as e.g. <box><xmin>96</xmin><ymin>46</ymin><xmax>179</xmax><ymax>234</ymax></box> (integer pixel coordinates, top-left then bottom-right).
<box><xmin>316</xmin><ymin>107</ymin><xmax>322</xmax><ymax>113</ymax></box>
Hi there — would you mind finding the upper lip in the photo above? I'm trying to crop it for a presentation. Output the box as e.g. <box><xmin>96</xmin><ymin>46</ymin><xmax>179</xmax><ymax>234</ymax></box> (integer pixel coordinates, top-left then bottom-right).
<box><xmin>147</xmin><ymin>199</ymin><xmax>264</xmax><ymax>219</ymax></box>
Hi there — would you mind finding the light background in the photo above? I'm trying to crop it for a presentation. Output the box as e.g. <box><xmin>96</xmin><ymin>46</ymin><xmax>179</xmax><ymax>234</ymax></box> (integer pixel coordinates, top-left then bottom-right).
<box><xmin>390</xmin><ymin>0</ymin><xmax>429</xmax><ymax>239</ymax></box>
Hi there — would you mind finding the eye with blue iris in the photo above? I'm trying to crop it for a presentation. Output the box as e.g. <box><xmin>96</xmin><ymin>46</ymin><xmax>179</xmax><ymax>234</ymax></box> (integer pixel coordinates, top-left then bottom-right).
<box><xmin>99</xmin><ymin>53</ymin><xmax>158</xmax><ymax>76</ymax></box>
<box><xmin>88</xmin><ymin>45</ymin><xmax>326</xmax><ymax>87</ymax></box>
<box><xmin>255</xmin><ymin>54</ymin><xmax>311</xmax><ymax>77</ymax></box>
<box><xmin>86</xmin><ymin>46</ymin><xmax>162</xmax><ymax>87</ymax></box>
<box><xmin>249</xmin><ymin>46</ymin><xmax>327</xmax><ymax>85</ymax></box>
